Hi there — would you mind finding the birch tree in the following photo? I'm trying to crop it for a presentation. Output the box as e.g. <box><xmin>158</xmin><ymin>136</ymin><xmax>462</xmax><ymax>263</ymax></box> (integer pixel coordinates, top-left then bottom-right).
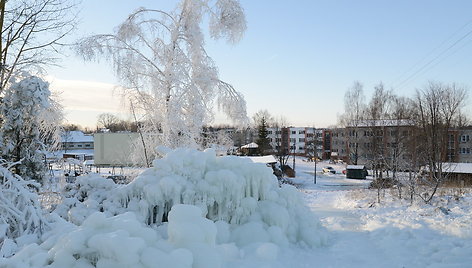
<box><xmin>341</xmin><ymin>81</ymin><xmax>365</xmax><ymax>165</ymax></box>
<box><xmin>77</xmin><ymin>0</ymin><xmax>248</xmax><ymax>151</ymax></box>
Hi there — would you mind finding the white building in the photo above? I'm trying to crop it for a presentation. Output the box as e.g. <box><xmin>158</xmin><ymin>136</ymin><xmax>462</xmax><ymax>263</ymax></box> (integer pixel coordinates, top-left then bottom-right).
<box><xmin>94</xmin><ymin>132</ymin><xmax>140</xmax><ymax>166</ymax></box>
<box><xmin>61</xmin><ymin>131</ymin><xmax>94</xmax><ymax>150</ymax></box>
<box><xmin>267</xmin><ymin>127</ymin><xmax>323</xmax><ymax>156</ymax></box>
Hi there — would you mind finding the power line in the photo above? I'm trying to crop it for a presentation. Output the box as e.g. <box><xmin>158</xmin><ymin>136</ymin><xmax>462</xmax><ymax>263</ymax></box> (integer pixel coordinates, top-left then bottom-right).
<box><xmin>390</xmin><ymin>19</ymin><xmax>472</xmax><ymax>90</ymax></box>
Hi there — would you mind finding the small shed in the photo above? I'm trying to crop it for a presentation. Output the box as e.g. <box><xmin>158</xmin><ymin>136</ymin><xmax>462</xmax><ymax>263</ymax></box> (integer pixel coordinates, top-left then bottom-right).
<box><xmin>346</xmin><ymin>165</ymin><xmax>368</xmax><ymax>179</ymax></box>
<box><xmin>441</xmin><ymin>163</ymin><xmax>472</xmax><ymax>186</ymax></box>
<box><xmin>240</xmin><ymin>142</ymin><xmax>259</xmax><ymax>156</ymax></box>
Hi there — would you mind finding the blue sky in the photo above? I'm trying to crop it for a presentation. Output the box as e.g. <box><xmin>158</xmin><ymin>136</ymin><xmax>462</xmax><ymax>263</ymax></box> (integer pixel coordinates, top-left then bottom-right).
<box><xmin>49</xmin><ymin>0</ymin><xmax>472</xmax><ymax>128</ymax></box>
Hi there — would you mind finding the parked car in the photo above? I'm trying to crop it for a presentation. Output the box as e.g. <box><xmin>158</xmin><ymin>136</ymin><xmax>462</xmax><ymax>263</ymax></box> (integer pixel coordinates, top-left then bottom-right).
<box><xmin>322</xmin><ymin>166</ymin><xmax>336</xmax><ymax>174</ymax></box>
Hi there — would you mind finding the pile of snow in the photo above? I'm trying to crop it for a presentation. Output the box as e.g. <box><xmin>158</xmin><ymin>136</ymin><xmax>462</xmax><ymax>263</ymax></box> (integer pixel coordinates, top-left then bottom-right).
<box><xmin>3</xmin><ymin>148</ymin><xmax>326</xmax><ymax>267</ymax></box>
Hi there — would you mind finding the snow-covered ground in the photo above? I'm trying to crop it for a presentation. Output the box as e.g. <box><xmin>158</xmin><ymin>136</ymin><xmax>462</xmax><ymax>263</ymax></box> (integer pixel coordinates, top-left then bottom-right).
<box><xmin>282</xmin><ymin>158</ymin><xmax>472</xmax><ymax>267</ymax></box>
<box><xmin>2</xmin><ymin>153</ymin><xmax>472</xmax><ymax>267</ymax></box>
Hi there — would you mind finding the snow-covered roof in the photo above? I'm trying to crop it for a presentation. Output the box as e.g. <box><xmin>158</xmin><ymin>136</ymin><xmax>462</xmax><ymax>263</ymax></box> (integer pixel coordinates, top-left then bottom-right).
<box><xmin>442</xmin><ymin>163</ymin><xmax>472</xmax><ymax>174</ymax></box>
<box><xmin>346</xmin><ymin>165</ymin><xmax>366</xmax><ymax>170</ymax></box>
<box><xmin>241</xmin><ymin>142</ymin><xmax>258</xmax><ymax>149</ymax></box>
<box><xmin>424</xmin><ymin>163</ymin><xmax>472</xmax><ymax>174</ymax></box>
<box><xmin>348</xmin><ymin>119</ymin><xmax>414</xmax><ymax>128</ymax></box>
<box><xmin>245</xmin><ymin>155</ymin><xmax>277</xmax><ymax>164</ymax></box>
<box><xmin>61</xmin><ymin>131</ymin><xmax>94</xmax><ymax>143</ymax></box>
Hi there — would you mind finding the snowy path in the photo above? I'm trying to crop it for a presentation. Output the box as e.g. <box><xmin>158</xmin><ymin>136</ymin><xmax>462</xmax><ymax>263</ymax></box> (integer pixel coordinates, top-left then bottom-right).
<box><xmin>285</xmin><ymin>158</ymin><xmax>472</xmax><ymax>267</ymax></box>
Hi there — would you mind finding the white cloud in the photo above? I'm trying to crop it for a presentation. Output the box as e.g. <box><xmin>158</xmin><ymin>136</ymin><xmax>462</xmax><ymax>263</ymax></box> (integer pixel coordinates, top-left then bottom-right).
<box><xmin>46</xmin><ymin>76</ymin><xmax>130</xmax><ymax>127</ymax></box>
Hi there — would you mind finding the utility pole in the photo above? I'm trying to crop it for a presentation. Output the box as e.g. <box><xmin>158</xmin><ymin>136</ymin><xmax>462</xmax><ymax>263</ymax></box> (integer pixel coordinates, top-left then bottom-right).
<box><xmin>314</xmin><ymin>157</ymin><xmax>317</xmax><ymax>184</ymax></box>
<box><xmin>292</xmin><ymin>139</ymin><xmax>296</xmax><ymax>171</ymax></box>
<box><xmin>314</xmin><ymin>127</ymin><xmax>317</xmax><ymax>184</ymax></box>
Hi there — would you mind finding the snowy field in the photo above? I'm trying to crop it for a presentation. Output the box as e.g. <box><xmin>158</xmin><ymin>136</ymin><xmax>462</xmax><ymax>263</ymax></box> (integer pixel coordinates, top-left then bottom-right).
<box><xmin>2</xmin><ymin>152</ymin><xmax>472</xmax><ymax>268</ymax></box>
<box><xmin>283</xmin><ymin>159</ymin><xmax>472</xmax><ymax>268</ymax></box>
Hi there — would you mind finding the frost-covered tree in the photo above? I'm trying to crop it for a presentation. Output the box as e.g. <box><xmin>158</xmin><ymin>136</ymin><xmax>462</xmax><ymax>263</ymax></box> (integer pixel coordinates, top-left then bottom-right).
<box><xmin>77</xmin><ymin>0</ymin><xmax>248</xmax><ymax>151</ymax></box>
<box><xmin>0</xmin><ymin>75</ymin><xmax>62</xmax><ymax>182</ymax></box>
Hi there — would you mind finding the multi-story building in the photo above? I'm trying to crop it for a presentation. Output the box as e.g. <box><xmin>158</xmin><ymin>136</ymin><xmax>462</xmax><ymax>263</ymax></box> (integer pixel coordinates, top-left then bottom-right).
<box><xmin>222</xmin><ymin>121</ymin><xmax>472</xmax><ymax>166</ymax></box>
<box><xmin>457</xmin><ymin>128</ymin><xmax>472</xmax><ymax>163</ymax></box>
<box><xmin>267</xmin><ymin>127</ymin><xmax>324</xmax><ymax>158</ymax></box>
<box><xmin>61</xmin><ymin>131</ymin><xmax>94</xmax><ymax>151</ymax></box>
<box><xmin>330</xmin><ymin>120</ymin><xmax>416</xmax><ymax>168</ymax></box>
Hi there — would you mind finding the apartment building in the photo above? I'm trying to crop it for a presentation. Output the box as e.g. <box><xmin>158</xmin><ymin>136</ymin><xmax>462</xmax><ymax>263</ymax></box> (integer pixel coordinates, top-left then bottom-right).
<box><xmin>457</xmin><ymin>128</ymin><xmax>472</xmax><ymax>163</ymax></box>
<box><xmin>330</xmin><ymin>120</ymin><xmax>416</xmax><ymax>167</ymax></box>
<box><xmin>267</xmin><ymin>127</ymin><xmax>324</xmax><ymax>158</ymax></box>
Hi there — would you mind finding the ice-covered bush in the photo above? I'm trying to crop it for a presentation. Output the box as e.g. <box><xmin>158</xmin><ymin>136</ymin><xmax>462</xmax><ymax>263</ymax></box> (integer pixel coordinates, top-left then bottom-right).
<box><xmin>54</xmin><ymin>175</ymin><xmax>119</xmax><ymax>225</ymax></box>
<box><xmin>0</xmin><ymin>162</ymin><xmax>47</xmax><ymax>257</ymax></box>
<box><xmin>59</xmin><ymin>148</ymin><xmax>325</xmax><ymax>247</ymax></box>
<box><xmin>3</xmin><ymin>148</ymin><xmax>328</xmax><ymax>266</ymax></box>
<box><xmin>108</xmin><ymin>148</ymin><xmax>326</xmax><ymax>247</ymax></box>
<box><xmin>1</xmin><ymin>210</ymin><xmax>195</xmax><ymax>268</ymax></box>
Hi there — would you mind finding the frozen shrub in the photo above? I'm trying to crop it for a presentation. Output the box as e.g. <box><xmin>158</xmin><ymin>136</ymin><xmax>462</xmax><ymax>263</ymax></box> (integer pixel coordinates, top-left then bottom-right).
<box><xmin>0</xmin><ymin>162</ymin><xmax>47</xmax><ymax>257</ymax></box>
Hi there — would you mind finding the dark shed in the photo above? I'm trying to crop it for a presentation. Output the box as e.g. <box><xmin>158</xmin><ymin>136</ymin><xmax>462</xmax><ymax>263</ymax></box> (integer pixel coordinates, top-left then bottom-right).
<box><xmin>346</xmin><ymin>165</ymin><xmax>368</xmax><ymax>179</ymax></box>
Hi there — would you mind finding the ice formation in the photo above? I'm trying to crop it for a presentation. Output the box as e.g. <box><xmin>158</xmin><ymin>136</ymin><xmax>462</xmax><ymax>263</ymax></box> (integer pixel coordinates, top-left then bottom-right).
<box><xmin>113</xmin><ymin>148</ymin><xmax>326</xmax><ymax>247</ymax></box>
<box><xmin>2</xmin><ymin>148</ymin><xmax>326</xmax><ymax>267</ymax></box>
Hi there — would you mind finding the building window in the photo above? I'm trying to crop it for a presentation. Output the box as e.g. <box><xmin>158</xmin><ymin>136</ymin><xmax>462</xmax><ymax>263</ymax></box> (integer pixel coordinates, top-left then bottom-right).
<box><xmin>299</xmin><ymin>146</ymin><xmax>304</xmax><ymax>150</ymax></box>
<box><xmin>85</xmin><ymin>144</ymin><xmax>91</xmax><ymax>147</ymax></box>
<box><xmin>461</xmin><ymin>135</ymin><xmax>470</xmax><ymax>142</ymax></box>
<box><xmin>70</xmin><ymin>144</ymin><xmax>74</xmax><ymax>148</ymax></box>
<box><xmin>299</xmin><ymin>138</ymin><xmax>305</xmax><ymax>142</ymax></box>
<box><xmin>291</xmin><ymin>131</ymin><xmax>296</xmax><ymax>135</ymax></box>
<box><xmin>299</xmin><ymin>130</ymin><xmax>305</xmax><ymax>134</ymax></box>
<box><xmin>78</xmin><ymin>145</ymin><xmax>83</xmax><ymax>148</ymax></box>
<box><xmin>268</xmin><ymin>131</ymin><xmax>272</xmax><ymax>134</ymax></box>
<box><xmin>290</xmin><ymin>138</ymin><xmax>296</xmax><ymax>143</ymax></box>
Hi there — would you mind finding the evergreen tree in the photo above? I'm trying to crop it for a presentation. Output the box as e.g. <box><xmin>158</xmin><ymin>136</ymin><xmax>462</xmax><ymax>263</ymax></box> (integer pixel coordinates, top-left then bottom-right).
<box><xmin>0</xmin><ymin>75</ymin><xmax>62</xmax><ymax>182</ymax></box>
<box><xmin>256</xmin><ymin>116</ymin><xmax>271</xmax><ymax>155</ymax></box>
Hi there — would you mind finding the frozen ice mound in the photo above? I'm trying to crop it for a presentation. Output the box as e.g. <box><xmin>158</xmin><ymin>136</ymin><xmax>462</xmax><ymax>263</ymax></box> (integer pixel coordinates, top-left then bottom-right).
<box><xmin>6</xmin><ymin>148</ymin><xmax>328</xmax><ymax>267</ymax></box>
<box><xmin>115</xmin><ymin>148</ymin><xmax>326</xmax><ymax>247</ymax></box>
